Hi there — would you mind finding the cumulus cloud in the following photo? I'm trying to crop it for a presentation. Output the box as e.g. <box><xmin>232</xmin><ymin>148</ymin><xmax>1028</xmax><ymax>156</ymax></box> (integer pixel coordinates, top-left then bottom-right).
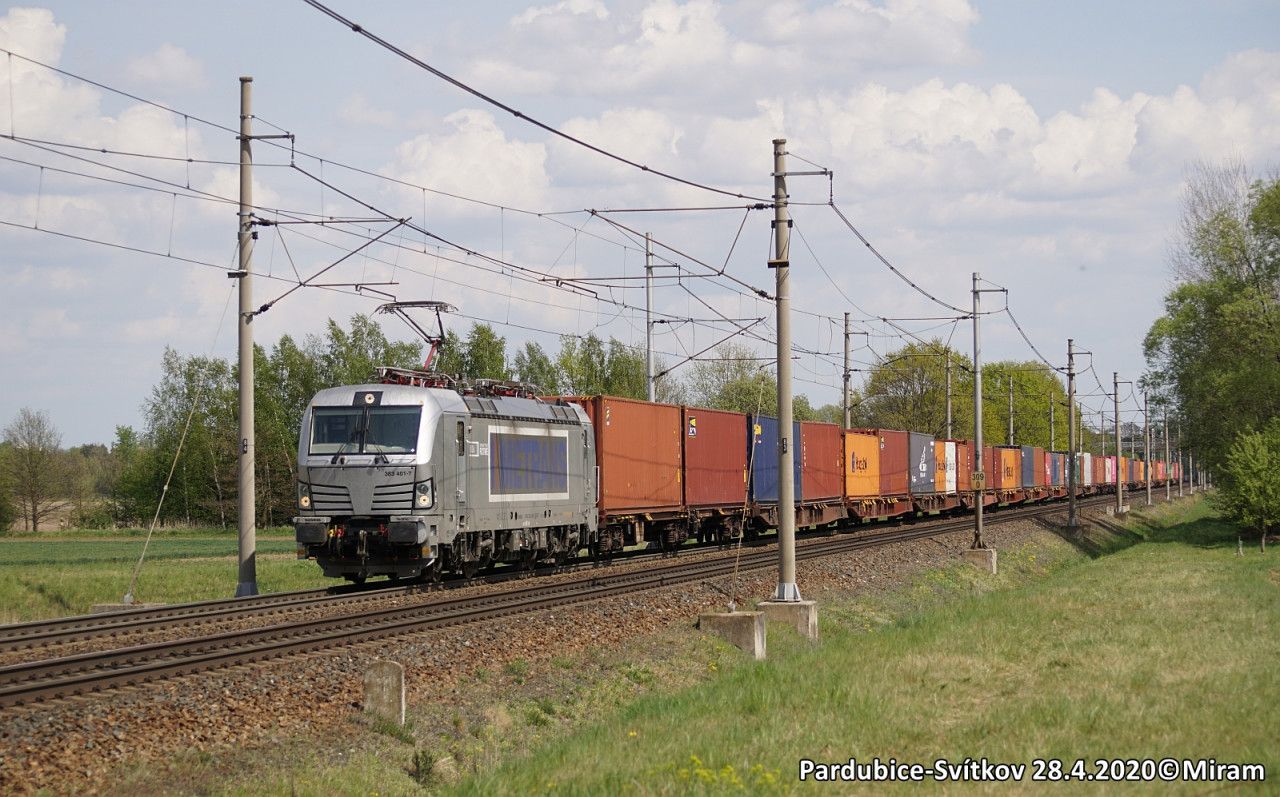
<box><xmin>126</xmin><ymin>43</ymin><xmax>206</xmax><ymax>91</ymax></box>
<box><xmin>468</xmin><ymin>0</ymin><xmax>980</xmax><ymax>101</ymax></box>
<box><xmin>551</xmin><ymin>107</ymin><xmax>685</xmax><ymax>186</ymax></box>
<box><xmin>513</xmin><ymin>0</ymin><xmax>609</xmax><ymax>26</ymax></box>
<box><xmin>0</xmin><ymin>9</ymin><xmax>207</xmax><ymax>158</ymax></box>
<box><xmin>389</xmin><ymin>109</ymin><xmax>550</xmax><ymax>213</ymax></box>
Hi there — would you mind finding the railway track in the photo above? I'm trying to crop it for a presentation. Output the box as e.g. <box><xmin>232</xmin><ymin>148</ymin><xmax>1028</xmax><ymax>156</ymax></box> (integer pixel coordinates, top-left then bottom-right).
<box><xmin>0</xmin><ymin>496</ymin><xmax>1111</xmax><ymax>709</ymax></box>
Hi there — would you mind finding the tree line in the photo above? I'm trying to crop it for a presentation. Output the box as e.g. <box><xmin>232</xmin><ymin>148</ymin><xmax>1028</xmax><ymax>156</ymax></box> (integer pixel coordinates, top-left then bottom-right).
<box><xmin>1144</xmin><ymin>163</ymin><xmax>1280</xmax><ymax>548</ymax></box>
<box><xmin>2</xmin><ymin>312</ymin><xmax>1112</xmax><ymax>531</ymax></box>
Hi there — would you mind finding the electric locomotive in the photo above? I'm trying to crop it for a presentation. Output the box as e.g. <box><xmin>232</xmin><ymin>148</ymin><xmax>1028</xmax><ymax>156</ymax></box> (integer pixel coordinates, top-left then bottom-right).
<box><xmin>293</xmin><ymin>368</ymin><xmax>597</xmax><ymax>583</ymax></box>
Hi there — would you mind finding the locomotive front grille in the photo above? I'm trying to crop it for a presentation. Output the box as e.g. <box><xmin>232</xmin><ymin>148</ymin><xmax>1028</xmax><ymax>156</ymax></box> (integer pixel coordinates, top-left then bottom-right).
<box><xmin>309</xmin><ymin>483</ymin><xmax>353</xmax><ymax>513</ymax></box>
<box><xmin>371</xmin><ymin>481</ymin><xmax>415</xmax><ymax>513</ymax></box>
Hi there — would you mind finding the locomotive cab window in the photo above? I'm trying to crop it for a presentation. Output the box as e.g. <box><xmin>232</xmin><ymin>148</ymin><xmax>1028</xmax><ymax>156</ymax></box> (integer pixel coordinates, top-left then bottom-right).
<box><xmin>456</xmin><ymin>420</ymin><xmax>466</xmax><ymax>456</ymax></box>
<box><xmin>309</xmin><ymin>406</ymin><xmax>421</xmax><ymax>455</ymax></box>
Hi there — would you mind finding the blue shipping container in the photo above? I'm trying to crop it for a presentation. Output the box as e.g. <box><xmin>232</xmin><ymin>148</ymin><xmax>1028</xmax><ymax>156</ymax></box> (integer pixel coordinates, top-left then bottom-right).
<box><xmin>1020</xmin><ymin>445</ymin><xmax>1035</xmax><ymax>489</ymax></box>
<box><xmin>908</xmin><ymin>432</ymin><xmax>937</xmax><ymax>494</ymax></box>
<box><xmin>748</xmin><ymin>415</ymin><xmax>803</xmax><ymax>502</ymax></box>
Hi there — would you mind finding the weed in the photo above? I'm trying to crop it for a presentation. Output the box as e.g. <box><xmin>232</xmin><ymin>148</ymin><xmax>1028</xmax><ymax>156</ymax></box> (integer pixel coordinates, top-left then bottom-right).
<box><xmin>408</xmin><ymin>749</ymin><xmax>435</xmax><ymax>786</ymax></box>
<box><xmin>369</xmin><ymin>716</ymin><xmax>414</xmax><ymax>745</ymax></box>
<box><xmin>621</xmin><ymin>663</ymin><xmax>655</xmax><ymax>686</ymax></box>
<box><xmin>503</xmin><ymin>658</ymin><xmax>530</xmax><ymax>681</ymax></box>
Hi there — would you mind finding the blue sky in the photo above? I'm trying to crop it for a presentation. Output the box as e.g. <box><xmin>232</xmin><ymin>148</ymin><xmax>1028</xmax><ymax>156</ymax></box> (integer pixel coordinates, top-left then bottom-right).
<box><xmin>1</xmin><ymin>1</ymin><xmax>1278</xmax><ymax>445</ymax></box>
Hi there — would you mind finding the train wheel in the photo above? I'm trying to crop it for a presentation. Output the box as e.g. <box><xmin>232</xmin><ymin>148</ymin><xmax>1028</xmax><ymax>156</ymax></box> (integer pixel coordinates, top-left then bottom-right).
<box><xmin>419</xmin><ymin>558</ymin><xmax>442</xmax><ymax>584</ymax></box>
<box><xmin>462</xmin><ymin>560</ymin><xmax>479</xmax><ymax>580</ymax></box>
<box><xmin>346</xmin><ymin>574</ymin><xmax>366</xmax><ymax>586</ymax></box>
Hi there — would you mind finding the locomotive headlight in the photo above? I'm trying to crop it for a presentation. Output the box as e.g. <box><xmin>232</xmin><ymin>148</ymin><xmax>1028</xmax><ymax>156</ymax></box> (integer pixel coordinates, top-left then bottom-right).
<box><xmin>414</xmin><ymin>478</ymin><xmax>434</xmax><ymax>508</ymax></box>
<box><xmin>298</xmin><ymin>482</ymin><xmax>312</xmax><ymax>509</ymax></box>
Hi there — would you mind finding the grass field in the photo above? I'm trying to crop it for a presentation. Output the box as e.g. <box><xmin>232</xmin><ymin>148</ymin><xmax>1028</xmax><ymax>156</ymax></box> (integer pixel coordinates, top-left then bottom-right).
<box><xmin>424</xmin><ymin>499</ymin><xmax>1275</xmax><ymax>795</ymax></box>
<box><xmin>0</xmin><ymin>527</ymin><xmax>334</xmax><ymax>622</ymax></box>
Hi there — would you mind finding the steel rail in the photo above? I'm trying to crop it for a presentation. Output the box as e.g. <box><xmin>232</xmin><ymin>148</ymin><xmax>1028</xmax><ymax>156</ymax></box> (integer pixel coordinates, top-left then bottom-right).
<box><xmin>0</xmin><ymin>496</ymin><xmax>1117</xmax><ymax>709</ymax></box>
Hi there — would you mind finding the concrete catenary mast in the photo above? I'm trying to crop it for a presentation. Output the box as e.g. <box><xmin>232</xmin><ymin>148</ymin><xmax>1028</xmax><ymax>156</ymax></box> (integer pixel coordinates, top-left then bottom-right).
<box><xmin>235</xmin><ymin>77</ymin><xmax>258</xmax><ymax>598</ymax></box>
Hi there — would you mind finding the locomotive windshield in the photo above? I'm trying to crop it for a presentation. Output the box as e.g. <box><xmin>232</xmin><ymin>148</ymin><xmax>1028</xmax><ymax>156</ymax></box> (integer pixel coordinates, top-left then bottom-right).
<box><xmin>309</xmin><ymin>406</ymin><xmax>421</xmax><ymax>455</ymax></box>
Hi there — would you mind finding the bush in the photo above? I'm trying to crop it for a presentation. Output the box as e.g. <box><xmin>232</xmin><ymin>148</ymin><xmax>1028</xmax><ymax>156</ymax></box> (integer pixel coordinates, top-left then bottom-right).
<box><xmin>0</xmin><ymin>491</ymin><xmax>15</xmax><ymax>535</ymax></box>
<box><xmin>1213</xmin><ymin>418</ymin><xmax>1280</xmax><ymax>550</ymax></box>
<box><xmin>70</xmin><ymin>504</ymin><xmax>115</xmax><ymax>530</ymax></box>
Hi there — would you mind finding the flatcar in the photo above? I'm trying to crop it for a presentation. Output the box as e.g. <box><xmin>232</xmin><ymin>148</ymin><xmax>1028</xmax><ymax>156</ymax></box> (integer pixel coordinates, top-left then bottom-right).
<box><xmin>293</xmin><ymin>369</ymin><xmax>1174</xmax><ymax>583</ymax></box>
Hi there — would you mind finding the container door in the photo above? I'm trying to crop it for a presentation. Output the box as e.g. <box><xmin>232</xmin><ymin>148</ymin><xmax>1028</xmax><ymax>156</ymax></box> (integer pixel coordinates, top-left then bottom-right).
<box><xmin>455</xmin><ymin>418</ymin><xmax>467</xmax><ymax>505</ymax></box>
<box><xmin>945</xmin><ymin>442</ymin><xmax>957</xmax><ymax>493</ymax></box>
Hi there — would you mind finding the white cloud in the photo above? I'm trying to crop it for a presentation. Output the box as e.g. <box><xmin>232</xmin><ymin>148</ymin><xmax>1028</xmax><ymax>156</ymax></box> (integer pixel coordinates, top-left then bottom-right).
<box><xmin>470</xmin><ymin>0</ymin><xmax>980</xmax><ymax>102</ymax></box>
<box><xmin>0</xmin><ymin>7</ymin><xmax>65</xmax><ymax>63</ymax></box>
<box><xmin>552</xmin><ymin>107</ymin><xmax>684</xmax><ymax>186</ymax></box>
<box><xmin>126</xmin><ymin>43</ymin><xmax>206</xmax><ymax>91</ymax></box>
<box><xmin>513</xmin><ymin>0</ymin><xmax>609</xmax><ymax>26</ymax></box>
<box><xmin>338</xmin><ymin>93</ymin><xmax>397</xmax><ymax>128</ymax></box>
<box><xmin>389</xmin><ymin>109</ymin><xmax>550</xmax><ymax>213</ymax></box>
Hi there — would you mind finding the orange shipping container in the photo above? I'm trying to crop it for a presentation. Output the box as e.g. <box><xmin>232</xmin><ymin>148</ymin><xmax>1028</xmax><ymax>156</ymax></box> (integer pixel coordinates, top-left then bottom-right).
<box><xmin>997</xmin><ymin>446</ymin><xmax>1022</xmax><ymax>490</ymax></box>
<box><xmin>843</xmin><ymin>430</ymin><xmax>881</xmax><ymax>498</ymax></box>
<box><xmin>561</xmin><ymin>395</ymin><xmax>683</xmax><ymax>514</ymax></box>
<box><xmin>934</xmin><ymin>441</ymin><xmax>947</xmax><ymax>492</ymax></box>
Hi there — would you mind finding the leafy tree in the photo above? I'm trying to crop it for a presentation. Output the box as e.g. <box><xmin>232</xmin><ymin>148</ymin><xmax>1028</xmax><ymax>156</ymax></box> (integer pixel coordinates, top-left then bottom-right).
<box><xmin>556</xmin><ymin>333</ymin><xmax>608</xmax><ymax>395</ymax></box>
<box><xmin>3</xmin><ymin>407</ymin><xmax>72</xmax><ymax>531</ymax></box>
<box><xmin>1145</xmin><ymin>167</ymin><xmax>1280</xmax><ymax>469</ymax></box>
<box><xmin>142</xmin><ymin>348</ymin><xmax>238</xmax><ymax>527</ymax></box>
<box><xmin>110</xmin><ymin>426</ymin><xmax>152</xmax><ymax>527</ymax></box>
<box><xmin>687</xmin><ymin>342</ymin><xmax>778</xmax><ymax>415</ymax></box>
<box><xmin>462</xmin><ymin>324</ymin><xmax>509</xmax><ymax>380</ymax></box>
<box><xmin>313</xmin><ymin>314</ymin><xmax>424</xmax><ymax>386</ymax></box>
<box><xmin>0</xmin><ymin>442</ymin><xmax>16</xmax><ymax>533</ymax></box>
<box><xmin>978</xmin><ymin>361</ymin><xmax>1074</xmax><ymax>450</ymax></box>
<box><xmin>66</xmin><ymin>443</ymin><xmax>113</xmax><ymax>529</ymax></box>
<box><xmin>512</xmin><ymin>341</ymin><xmax>561</xmax><ymax>393</ymax></box>
<box><xmin>1213</xmin><ymin>420</ymin><xmax>1280</xmax><ymax>551</ymax></box>
<box><xmin>432</xmin><ymin>329</ymin><xmax>466</xmax><ymax>376</ymax></box>
<box><xmin>603</xmin><ymin>339</ymin><xmax>647</xmax><ymax>399</ymax></box>
<box><xmin>854</xmin><ymin>342</ymin><xmax>972</xmax><ymax>436</ymax></box>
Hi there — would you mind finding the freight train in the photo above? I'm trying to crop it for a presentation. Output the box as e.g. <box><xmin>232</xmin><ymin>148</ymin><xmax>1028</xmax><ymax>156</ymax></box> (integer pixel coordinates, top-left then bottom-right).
<box><xmin>293</xmin><ymin>367</ymin><xmax>1178</xmax><ymax>583</ymax></box>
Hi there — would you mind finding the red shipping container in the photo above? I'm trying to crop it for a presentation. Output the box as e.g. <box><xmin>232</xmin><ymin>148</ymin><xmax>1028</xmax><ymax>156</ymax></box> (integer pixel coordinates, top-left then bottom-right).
<box><xmin>1034</xmin><ymin>447</ymin><xmax>1047</xmax><ymax>488</ymax></box>
<box><xmin>562</xmin><ymin>395</ymin><xmax>683</xmax><ymax>514</ymax></box>
<box><xmin>800</xmin><ymin>421</ymin><xmax>843</xmax><ymax>501</ymax></box>
<box><xmin>980</xmin><ymin>445</ymin><xmax>996</xmax><ymax>489</ymax></box>
<box><xmin>855</xmin><ymin>428</ymin><xmax>908</xmax><ymax>495</ymax></box>
<box><xmin>682</xmin><ymin>406</ymin><xmax>748</xmax><ymax>508</ymax></box>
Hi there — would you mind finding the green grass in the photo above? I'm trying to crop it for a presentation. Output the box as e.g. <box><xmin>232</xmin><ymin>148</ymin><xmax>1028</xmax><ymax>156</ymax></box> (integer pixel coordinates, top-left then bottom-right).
<box><xmin>439</xmin><ymin>498</ymin><xmax>1277</xmax><ymax>796</ymax></box>
<box><xmin>0</xmin><ymin>529</ymin><xmax>333</xmax><ymax>622</ymax></box>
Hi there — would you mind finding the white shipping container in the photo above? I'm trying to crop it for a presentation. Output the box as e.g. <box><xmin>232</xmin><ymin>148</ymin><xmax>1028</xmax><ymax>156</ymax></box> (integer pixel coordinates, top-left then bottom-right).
<box><xmin>945</xmin><ymin>441</ymin><xmax>957</xmax><ymax>494</ymax></box>
<box><xmin>1082</xmin><ymin>453</ymin><xmax>1093</xmax><ymax>486</ymax></box>
<box><xmin>1105</xmin><ymin>456</ymin><xmax>1115</xmax><ymax>484</ymax></box>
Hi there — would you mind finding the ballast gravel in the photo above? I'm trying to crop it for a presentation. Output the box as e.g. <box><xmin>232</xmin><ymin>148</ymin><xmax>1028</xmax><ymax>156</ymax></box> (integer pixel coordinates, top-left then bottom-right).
<box><xmin>0</xmin><ymin>509</ymin><xmax>1108</xmax><ymax>795</ymax></box>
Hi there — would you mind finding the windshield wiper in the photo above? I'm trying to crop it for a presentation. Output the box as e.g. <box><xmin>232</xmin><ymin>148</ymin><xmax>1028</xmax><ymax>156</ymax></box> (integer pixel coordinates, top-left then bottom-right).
<box><xmin>364</xmin><ymin>414</ymin><xmax>393</xmax><ymax>465</ymax></box>
<box><xmin>330</xmin><ymin>411</ymin><xmax>369</xmax><ymax>464</ymax></box>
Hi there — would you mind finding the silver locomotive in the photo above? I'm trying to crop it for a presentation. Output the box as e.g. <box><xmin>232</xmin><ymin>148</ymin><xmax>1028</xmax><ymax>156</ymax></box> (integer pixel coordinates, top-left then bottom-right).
<box><xmin>293</xmin><ymin>369</ymin><xmax>597</xmax><ymax>582</ymax></box>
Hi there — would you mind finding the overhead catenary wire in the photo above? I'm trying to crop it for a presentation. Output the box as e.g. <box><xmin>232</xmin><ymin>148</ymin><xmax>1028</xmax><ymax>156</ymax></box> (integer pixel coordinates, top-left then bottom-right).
<box><xmin>4</xmin><ymin>43</ymin><xmax>1106</xmax><ymax>406</ymax></box>
<box><xmin>299</xmin><ymin>0</ymin><xmax>771</xmax><ymax>203</ymax></box>
<box><xmin>828</xmin><ymin>201</ymin><xmax>969</xmax><ymax>315</ymax></box>
<box><xmin>1</xmin><ymin>46</ymin><xmax>951</xmax><ymax>357</ymax></box>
